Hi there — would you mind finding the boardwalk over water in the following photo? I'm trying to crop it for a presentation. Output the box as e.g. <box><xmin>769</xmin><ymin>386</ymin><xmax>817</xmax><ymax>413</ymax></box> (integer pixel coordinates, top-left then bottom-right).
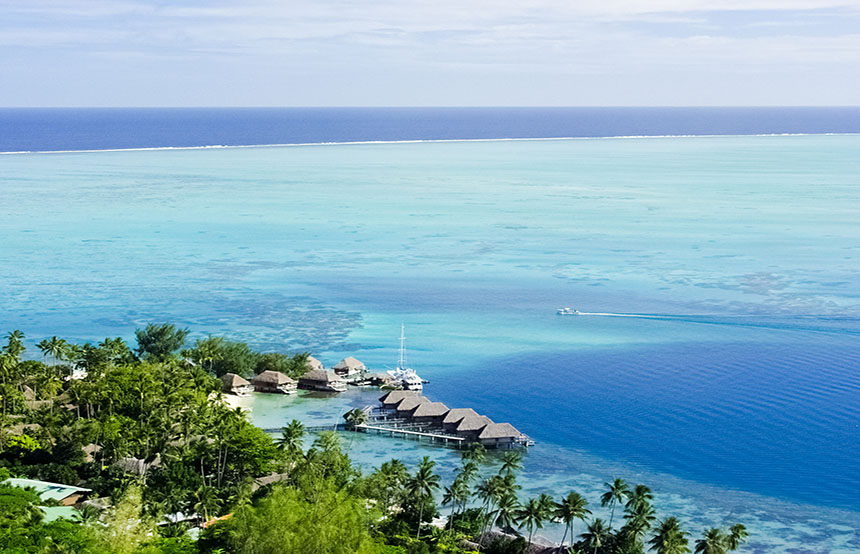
<box><xmin>356</xmin><ymin>423</ymin><xmax>465</xmax><ymax>445</ymax></box>
<box><xmin>263</xmin><ymin>394</ymin><xmax>533</xmax><ymax>450</ymax></box>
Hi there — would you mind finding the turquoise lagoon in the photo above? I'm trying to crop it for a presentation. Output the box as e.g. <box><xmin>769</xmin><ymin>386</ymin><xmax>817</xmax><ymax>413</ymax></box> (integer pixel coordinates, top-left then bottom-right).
<box><xmin>1</xmin><ymin>135</ymin><xmax>859</xmax><ymax>552</ymax></box>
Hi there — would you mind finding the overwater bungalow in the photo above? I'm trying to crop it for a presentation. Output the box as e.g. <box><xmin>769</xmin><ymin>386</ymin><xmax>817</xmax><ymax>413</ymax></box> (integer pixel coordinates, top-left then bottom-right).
<box><xmin>454</xmin><ymin>414</ymin><xmax>494</xmax><ymax>440</ymax></box>
<box><xmin>393</xmin><ymin>395</ymin><xmax>430</xmax><ymax>415</ymax></box>
<box><xmin>379</xmin><ymin>390</ymin><xmax>420</xmax><ymax>410</ymax></box>
<box><xmin>298</xmin><ymin>368</ymin><xmax>347</xmax><ymax>393</ymax></box>
<box><xmin>252</xmin><ymin>370</ymin><xmax>298</xmax><ymax>394</ymax></box>
<box><xmin>441</xmin><ymin>408</ymin><xmax>480</xmax><ymax>432</ymax></box>
<box><xmin>477</xmin><ymin>422</ymin><xmax>523</xmax><ymax>448</ymax></box>
<box><xmin>410</xmin><ymin>401</ymin><xmax>450</xmax><ymax>424</ymax></box>
<box><xmin>220</xmin><ymin>373</ymin><xmax>253</xmax><ymax>395</ymax></box>
<box><xmin>355</xmin><ymin>372</ymin><xmax>395</xmax><ymax>387</ymax></box>
<box><xmin>332</xmin><ymin>356</ymin><xmax>365</xmax><ymax>377</ymax></box>
<box><xmin>305</xmin><ymin>355</ymin><xmax>325</xmax><ymax>372</ymax></box>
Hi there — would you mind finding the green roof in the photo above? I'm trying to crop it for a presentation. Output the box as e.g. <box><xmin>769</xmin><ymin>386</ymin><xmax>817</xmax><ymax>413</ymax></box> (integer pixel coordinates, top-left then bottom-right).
<box><xmin>41</xmin><ymin>506</ymin><xmax>80</xmax><ymax>523</ymax></box>
<box><xmin>4</xmin><ymin>478</ymin><xmax>91</xmax><ymax>502</ymax></box>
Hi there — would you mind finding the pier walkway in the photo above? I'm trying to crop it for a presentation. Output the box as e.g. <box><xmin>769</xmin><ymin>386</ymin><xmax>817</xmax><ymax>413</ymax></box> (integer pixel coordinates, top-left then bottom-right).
<box><xmin>355</xmin><ymin>423</ymin><xmax>465</xmax><ymax>445</ymax></box>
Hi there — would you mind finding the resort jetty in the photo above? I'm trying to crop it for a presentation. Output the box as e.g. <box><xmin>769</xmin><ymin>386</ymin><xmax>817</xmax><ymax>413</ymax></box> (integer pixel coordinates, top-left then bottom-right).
<box><xmin>351</xmin><ymin>390</ymin><xmax>533</xmax><ymax>449</ymax></box>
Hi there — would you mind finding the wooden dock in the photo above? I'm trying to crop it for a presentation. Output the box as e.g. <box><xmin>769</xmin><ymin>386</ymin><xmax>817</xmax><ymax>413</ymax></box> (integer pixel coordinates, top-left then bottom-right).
<box><xmin>355</xmin><ymin>423</ymin><xmax>465</xmax><ymax>445</ymax></box>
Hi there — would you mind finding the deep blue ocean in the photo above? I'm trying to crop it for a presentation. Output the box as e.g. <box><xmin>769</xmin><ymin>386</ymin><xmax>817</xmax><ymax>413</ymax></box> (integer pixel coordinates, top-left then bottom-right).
<box><xmin>2</xmin><ymin>108</ymin><xmax>859</xmax><ymax>552</ymax></box>
<box><xmin>3</xmin><ymin>107</ymin><xmax>860</xmax><ymax>152</ymax></box>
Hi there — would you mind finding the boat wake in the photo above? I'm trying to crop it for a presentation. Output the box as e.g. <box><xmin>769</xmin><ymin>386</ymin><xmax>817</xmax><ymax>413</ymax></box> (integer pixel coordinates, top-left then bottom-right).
<box><xmin>559</xmin><ymin>311</ymin><xmax>860</xmax><ymax>336</ymax></box>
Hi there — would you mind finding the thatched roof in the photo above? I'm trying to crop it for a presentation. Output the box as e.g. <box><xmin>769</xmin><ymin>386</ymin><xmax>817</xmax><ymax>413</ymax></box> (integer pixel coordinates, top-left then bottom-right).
<box><xmin>394</xmin><ymin>395</ymin><xmax>430</xmax><ymax>412</ymax></box>
<box><xmin>253</xmin><ymin>370</ymin><xmax>296</xmax><ymax>386</ymax></box>
<box><xmin>6</xmin><ymin>422</ymin><xmax>41</xmax><ymax>435</ymax></box>
<box><xmin>442</xmin><ymin>408</ymin><xmax>479</xmax><ymax>424</ymax></box>
<box><xmin>477</xmin><ymin>422</ymin><xmax>521</xmax><ymax>440</ymax></box>
<box><xmin>83</xmin><ymin>443</ymin><xmax>102</xmax><ymax>463</ymax></box>
<box><xmin>305</xmin><ymin>356</ymin><xmax>325</xmax><ymax>372</ymax></box>
<box><xmin>116</xmin><ymin>455</ymin><xmax>161</xmax><ymax>475</ymax></box>
<box><xmin>410</xmin><ymin>401</ymin><xmax>450</xmax><ymax>418</ymax></box>
<box><xmin>379</xmin><ymin>390</ymin><xmax>419</xmax><ymax>405</ymax></box>
<box><xmin>300</xmin><ymin>368</ymin><xmax>343</xmax><ymax>383</ymax></box>
<box><xmin>333</xmin><ymin>356</ymin><xmax>365</xmax><ymax>371</ymax></box>
<box><xmin>254</xmin><ymin>472</ymin><xmax>290</xmax><ymax>488</ymax></box>
<box><xmin>221</xmin><ymin>373</ymin><xmax>250</xmax><ymax>388</ymax></box>
<box><xmin>21</xmin><ymin>385</ymin><xmax>36</xmax><ymax>401</ymax></box>
<box><xmin>455</xmin><ymin>414</ymin><xmax>493</xmax><ymax>432</ymax></box>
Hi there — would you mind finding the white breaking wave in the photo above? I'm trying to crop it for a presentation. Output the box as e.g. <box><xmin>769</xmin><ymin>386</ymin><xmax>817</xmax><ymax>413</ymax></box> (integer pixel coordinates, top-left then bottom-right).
<box><xmin>0</xmin><ymin>132</ymin><xmax>854</xmax><ymax>156</ymax></box>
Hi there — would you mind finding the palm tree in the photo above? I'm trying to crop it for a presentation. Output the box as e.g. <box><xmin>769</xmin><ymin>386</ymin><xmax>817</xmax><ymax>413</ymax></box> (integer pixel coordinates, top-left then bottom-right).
<box><xmin>461</xmin><ymin>442</ymin><xmax>486</xmax><ymax>464</ymax></box>
<box><xmin>695</xmin><ymin>528</ymin><xmax>727</xmax><ymax>554</ymax></box>
<box><xmin>343</xmin><ymin>408</ymin><xmax>368</xmax><ymax>429</ymax></box>
<box><xmin>194</xmin><ymin>485</ymin><xmax>222</xmax><ymax>522</ymax></box>
<box><xmin>650</xmin><ymin>517</ymin><xmax>691</xmax><ymax>554</ymax></box>
<box><xmin>498</xmin><ymin>450</ymin><xmax>523</xmax><ymax>476</ymax></box>
<box><xmin>556</xmin><ymin>491</ymin><xmax>591</xmax><ymax>547</ymax></box>
<box><xmin>476</xmin><ymin>476</ymin><xmax>501</xmax><ymax>521</ymax></box>
<box><xmin>442</xmin><ymin>476</ymin><xmax>470</xmax><ymax>529</ymax></box>
<box><xmin>515</xmin><ymin>497</ymin><xmax>546</xmax><ymax>544</ymax></box>
<box><xmin>312</xmin><ymin>430</ymin><xmax>341</xmax><ymax>452</ymax></box>
<box><xmin>622</xmin><ymin>501</ymin><xmax>657</xmax><ymax>546</ymax></box>
<box><xmin>374</xmin><ymin>459</ymin><xmax>410</xmax><ymax>514</ymax></box>
<box><xmin>409</xmin><ymin>456</ymin><xmax>440</xmax><ymax>539</ymax></box>
<box><xmin>600</xmin><ymin>477</ymin><xmax>630</xmax><ymax>531</ymax></box>
<box><xmin>581</xmin><ymin>518</ymin><xmax>610</xmax><ymax>554</ymax></box>
<box><xmin>36</xmin><ymin>336</ymin><xmax>71</xmax><ymax>372</ymax></box>
<box><xmin>276</xmin><ymin>419</ymin><xmax>305</xmax><ymax>459</ymax></box>
<box><xmin>726</xmin><ymin>524</ymin><xmax>748</xmax><ymax>551</ymax></box>
<box><xmin>626</xmin><ymin>484</ymin><xmax>654</xmax><ymax>511</ymax></box>
<box><xmin>3</xmin><ymin>330</ymin><xmax>25</xmax><ymax>359</ymax></box>
<box><xmin>491</xmin><ymin>491</ymin><xmax>521</xmax><ymax>532</ymax></box>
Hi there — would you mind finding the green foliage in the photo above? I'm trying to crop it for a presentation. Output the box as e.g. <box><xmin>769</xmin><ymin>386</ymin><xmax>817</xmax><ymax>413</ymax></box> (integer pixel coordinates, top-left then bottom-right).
<box><xmin>483</xmin><ymin>536</ymin><xmax>527</xmax><ymax>554</ymax></box>
<box><xmin>135</xmin><ymin>323</ymin><xmax>189</xmax><ymax>361</ymax></box>
<box><xmin>256</xmin><ymin>351</ymin><xmax>311</xmax><ymax>380</ymax></box>
<box><xmin>5</xmin><ymin>434</ymin><xmax>41</xmax><ymax>454</ymax></box>
<box><xmin>92</xmin><ymin>485</ymin><xmax>156</xmax><ymax>554</ymax></box>
<box><xmin>450</xmin><ymin>508</ymin><xmax>487</xmax><ymax>536</ymax></box>
<box><xmin>0</xmin><ymin>326</ymin><xmax>748</xmax><ymax>554</ymax></box>
<box><xmin>183</xmin><ymin>335</ymin><xmax>258</xmax><ymax>378</ymax></box>
<box><xmin>202</xmin><ymin>482</ymin><xmax>386</xmax><ymax>554</ymax></box>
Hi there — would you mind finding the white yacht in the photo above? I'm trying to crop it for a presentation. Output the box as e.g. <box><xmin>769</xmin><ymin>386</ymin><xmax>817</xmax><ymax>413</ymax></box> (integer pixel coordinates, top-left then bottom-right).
<box><xmin>387</xmin><ymin>324</ymin><xmax>424</xmax><ymax>391</ymax></box>
<box><xmin>557</xmin><ymin>307</ymin><xmax>580</xmax><ymax>315</ymax></box>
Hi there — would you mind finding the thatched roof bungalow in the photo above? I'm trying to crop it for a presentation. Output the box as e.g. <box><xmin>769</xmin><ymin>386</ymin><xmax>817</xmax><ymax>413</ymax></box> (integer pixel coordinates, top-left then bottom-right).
<box><xmin>441</xmin><ymin>408</ymin><xmax>480</xmax><ymax>432</ymax></box>
<box><xmin>221</xmin><ymin>373</ymin><xmax>253</xmax><ymax>395</ymax></box>
<box><xmin>252</xmin><ymin>370</ymin><xmax>297</xmax><ymax>394</ymax></box>
<box><xmin>393</xmin><ymin>395</ymin><xmax>430</xmax><ymax>415</ymax></box>
<box><xmin>299</xmin><ymin>369</ymin><xmax>347</xmax><ymax>393</ymax></box>
<box><xmin>477</xmin><ymin>422</ymin><xmax>523</xmax><ymax>448</ymax></box>
<box><xmin>379</xmin><ymin>390</ymin><xmax>420</xmax><ymax>409</ymax></box>
<box><xmin>305</xmin><ymin>356</ymin><xmax>325</xmax><ymax>372</ymax></box>
<box><xmin>409</xmin><ymin>401</ymin><xmax>450</xmax><ymax>424</ymax></box>
<box><xmin>332</xmin><ymin>356</ymin><xmax>365</xmax><ymax>377</ymax></box>
<box><xmin>454</xmin><ymin>414</ymin><xmax>493</xmax><ymax>440</ymax></box>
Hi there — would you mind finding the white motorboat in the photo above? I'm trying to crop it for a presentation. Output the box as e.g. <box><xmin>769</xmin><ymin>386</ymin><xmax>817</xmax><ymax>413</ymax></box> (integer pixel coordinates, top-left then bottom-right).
<box><xmin>557</xmin><ymin>307</ymin><xmax>580</xmax><ymax>315</ymax></box>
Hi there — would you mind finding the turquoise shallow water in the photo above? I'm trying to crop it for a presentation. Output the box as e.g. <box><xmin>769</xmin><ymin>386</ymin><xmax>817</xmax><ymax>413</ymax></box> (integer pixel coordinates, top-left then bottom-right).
<box><xmin>2</xmin><ymin>135</ymin><xmax>859</xmax><ymax>551</ymax></box>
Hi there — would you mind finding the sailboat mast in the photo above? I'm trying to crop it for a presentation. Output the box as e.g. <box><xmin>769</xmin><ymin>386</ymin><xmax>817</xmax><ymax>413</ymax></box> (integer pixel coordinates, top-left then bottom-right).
<box><xmin>399</xmin><ymin>323</ymin><xmax>406</xmax><ymax>369</ymax></box>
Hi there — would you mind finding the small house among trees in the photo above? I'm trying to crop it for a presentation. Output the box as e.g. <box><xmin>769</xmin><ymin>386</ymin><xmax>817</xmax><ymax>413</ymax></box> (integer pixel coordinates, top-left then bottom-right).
<box><xmin>332</xmin><ymin>356</ymin><xmax>366</xmax><ymax>377</ymax></box>
<box><xmin>252</xmin><ymin>370</ymin><xmax>298</xmax><ymax>394</ymax></box>
<box><xmin>298</xmin><ymin>369</ymin><xmax>347</xmax><ymax>392</ymax></box>
<box><xmin>221</xmin><ymin>372</ymin><xmax>253</xmax><ymax>395</ymax></box>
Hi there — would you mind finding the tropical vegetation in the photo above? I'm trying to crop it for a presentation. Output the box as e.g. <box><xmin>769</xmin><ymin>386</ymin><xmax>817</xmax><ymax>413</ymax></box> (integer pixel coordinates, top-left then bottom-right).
<box><xmin>0</xmin><ymin>326</ymin><xmax>748</xmax><ymax>554</ymax></box>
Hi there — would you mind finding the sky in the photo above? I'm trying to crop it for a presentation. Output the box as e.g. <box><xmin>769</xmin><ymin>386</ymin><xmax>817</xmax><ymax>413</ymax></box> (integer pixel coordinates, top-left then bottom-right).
<box><xmin>1</xmin><ymin>0</ymin><xmax>860</xmax><ymax>106</ymax></box>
